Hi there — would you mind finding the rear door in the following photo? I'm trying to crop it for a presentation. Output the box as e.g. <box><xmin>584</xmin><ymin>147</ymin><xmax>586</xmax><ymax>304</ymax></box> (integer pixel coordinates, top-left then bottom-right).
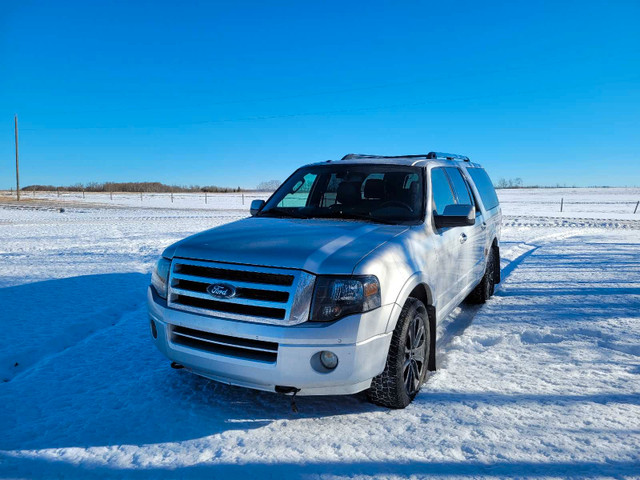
<box><xmin>464</xmin><ymin>166</ymin><xmax>502</xmax><ymax>282</ymax></box>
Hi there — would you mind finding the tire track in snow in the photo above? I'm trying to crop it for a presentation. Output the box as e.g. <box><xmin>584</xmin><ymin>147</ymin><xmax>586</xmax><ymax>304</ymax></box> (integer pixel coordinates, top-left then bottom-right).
<box><xmin>502</xmin><ymin>215</ymin><xmax>640</xmax><ymax>230</ymax></box>
<box><xmin>435</xmin><ymin>229</ymin><xmax>578</xmax><ymax>366</ymax></box>
<box><xmin>435</xmin><ymin>214</ymin><xmax>632</xmax><ymax>361</ymax></box>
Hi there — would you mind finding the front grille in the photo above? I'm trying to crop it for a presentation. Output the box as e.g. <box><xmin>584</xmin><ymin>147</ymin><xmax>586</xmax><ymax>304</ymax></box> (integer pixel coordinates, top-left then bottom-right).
<box><xmin>167</xmin><ymin>258</ymin><xmax>315</xmax><ymax>325</ymax></box>
<box><xmin>171</xmin><ymin>325</ymin><xmax>278</xmax><ymax>363</ymax></box>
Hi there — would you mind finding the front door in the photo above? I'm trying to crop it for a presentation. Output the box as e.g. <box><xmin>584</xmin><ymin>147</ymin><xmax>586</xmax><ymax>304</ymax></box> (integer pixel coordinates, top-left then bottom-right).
<box><xmin>429</xmin><ymin>167</ymin><xmax>464</xmax><ymax>310</ymax></box>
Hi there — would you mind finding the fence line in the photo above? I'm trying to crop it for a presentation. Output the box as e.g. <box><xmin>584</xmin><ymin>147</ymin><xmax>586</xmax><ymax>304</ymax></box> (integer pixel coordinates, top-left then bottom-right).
<box><xmin>0</xmin><ymin>191</ymin><xmax>272</xmax><ymax>209</ymax></box>
<box><xmin>2</xmin><ymin>190</ymin><xmax>640</xmax><ymax>214</ymax></box>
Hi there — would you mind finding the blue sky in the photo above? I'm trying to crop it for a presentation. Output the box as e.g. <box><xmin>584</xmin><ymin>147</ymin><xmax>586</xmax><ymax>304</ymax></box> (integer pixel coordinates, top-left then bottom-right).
<box><xmin>1</xmin><ymin>0</ymin><xmax>639</xmax><ymax>189</ymax></box>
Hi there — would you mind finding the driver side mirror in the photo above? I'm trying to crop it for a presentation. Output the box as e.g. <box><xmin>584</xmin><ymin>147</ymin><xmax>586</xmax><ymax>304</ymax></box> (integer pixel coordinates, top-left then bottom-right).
<box><xmin>433</xmin><ymin>204</ymin><xmax>475</xmax><ymax>229</ymax></box>
<box><xmin>250</xmin><ymin>199</ymin><xmax>265</xmax><ymax>216</ymax></box>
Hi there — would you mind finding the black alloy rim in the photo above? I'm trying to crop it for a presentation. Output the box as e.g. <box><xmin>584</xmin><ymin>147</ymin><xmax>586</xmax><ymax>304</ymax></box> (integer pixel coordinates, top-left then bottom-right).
<box><xmin>403</xmin><ymin>314</ymin><xmax>426</xmax><ymax>396</ymax></box>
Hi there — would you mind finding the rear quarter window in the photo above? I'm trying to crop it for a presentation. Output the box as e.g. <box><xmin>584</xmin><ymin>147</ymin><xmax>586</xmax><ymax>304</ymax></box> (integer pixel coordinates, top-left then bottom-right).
<box><xmin>467</xmin><ymin>167</ymin><xmax>499</xmax><ymax>211</ymax></box>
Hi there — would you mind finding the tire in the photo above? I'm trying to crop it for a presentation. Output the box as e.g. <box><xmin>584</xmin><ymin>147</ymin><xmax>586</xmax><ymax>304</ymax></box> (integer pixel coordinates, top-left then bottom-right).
<box><xmin>368</xmin><ymin>297</ymin><xmax>430</xmax><ymax>409</ymax></box>
<box><xmin>467</xmin><ymin>247</ymin><xmax>498</xmax><ymax>304</ymax></box>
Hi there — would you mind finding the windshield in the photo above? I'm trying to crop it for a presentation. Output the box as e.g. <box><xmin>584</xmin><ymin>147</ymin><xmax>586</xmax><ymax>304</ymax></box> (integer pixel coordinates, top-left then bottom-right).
<box><xmin>260</xmin><ymin>164</ymin><xmax>425</xmax><ymax>224</ymax></box>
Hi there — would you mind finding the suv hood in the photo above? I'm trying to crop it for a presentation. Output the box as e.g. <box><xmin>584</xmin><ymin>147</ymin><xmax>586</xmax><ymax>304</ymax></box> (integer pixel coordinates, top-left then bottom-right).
<box><xmin>163</xmin><ymin>217</ymin><xmax>409</xmax><ymax>274</ymax></box>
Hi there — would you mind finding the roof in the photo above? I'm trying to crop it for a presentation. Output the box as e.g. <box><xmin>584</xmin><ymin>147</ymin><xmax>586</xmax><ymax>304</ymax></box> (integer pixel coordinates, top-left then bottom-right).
<box><xmin>307</xmin><ymin>152</ymin><xmax>481</xmax><ymax>168</ymax></box>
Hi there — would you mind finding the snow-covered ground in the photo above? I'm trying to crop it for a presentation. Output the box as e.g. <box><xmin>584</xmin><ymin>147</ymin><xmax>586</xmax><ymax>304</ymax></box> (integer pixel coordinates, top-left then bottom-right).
<box><xmin>0</xmin><ymin>189</ymin><xmax>639</xmax><ymax>479</ymax></box>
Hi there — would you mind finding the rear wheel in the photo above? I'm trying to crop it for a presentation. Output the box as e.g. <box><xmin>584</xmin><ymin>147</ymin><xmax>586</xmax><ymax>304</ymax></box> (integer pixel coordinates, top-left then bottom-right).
<box><xmin>467</xmin><ymin>247</ymin><xmax>498</xmax><ymax>304</ymax></box>
<box><xmin>367</xmin><ymin>297</ymin><xmax>430</xmax><ymax>409</ymax></box>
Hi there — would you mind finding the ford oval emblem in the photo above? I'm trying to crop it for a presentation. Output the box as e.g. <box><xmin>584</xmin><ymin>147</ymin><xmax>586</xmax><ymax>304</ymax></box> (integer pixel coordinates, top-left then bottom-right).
<box><xmin>207</xmin><ymin>283</ymin><xmax>237</xmax><ymax>299</ymax></box>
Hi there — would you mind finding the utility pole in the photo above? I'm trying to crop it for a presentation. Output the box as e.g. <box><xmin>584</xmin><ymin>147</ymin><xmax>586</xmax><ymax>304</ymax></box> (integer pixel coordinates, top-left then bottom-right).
<box><xmin>14</xmin><ymin>115</ymin><xmax>20</xmax><ymax>201</ymax></box>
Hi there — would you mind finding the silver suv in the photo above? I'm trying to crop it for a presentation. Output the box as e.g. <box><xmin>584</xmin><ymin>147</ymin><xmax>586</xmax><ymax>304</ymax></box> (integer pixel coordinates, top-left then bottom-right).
<box><xmin>148</xmin><ymin>152</ymin><xmax>501</xmax><ymax>408</ymax></box>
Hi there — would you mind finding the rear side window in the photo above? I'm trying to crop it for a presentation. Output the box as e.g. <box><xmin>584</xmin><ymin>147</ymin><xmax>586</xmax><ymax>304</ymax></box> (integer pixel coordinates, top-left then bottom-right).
<box><xmin>467</xmin><ymin>167</ymin><xmax>499</xmax><ymax>210</ymax></box>
<box><xmin>430</xmin><ymin>168</ymin><xmax>455</xmax><ymax>215</ymax></box>
<box><xmin>444</xmin><ymin>167</ymin><xmax>472</xmax><ymax>205</ymax></box>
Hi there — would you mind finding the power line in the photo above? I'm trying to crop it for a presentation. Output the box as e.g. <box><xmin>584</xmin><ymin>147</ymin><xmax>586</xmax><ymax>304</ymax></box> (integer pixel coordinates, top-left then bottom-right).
<box><xmin>19</xmin><ymin>73</ymin><xmax>640</xmax><ymax>131</ymax></box>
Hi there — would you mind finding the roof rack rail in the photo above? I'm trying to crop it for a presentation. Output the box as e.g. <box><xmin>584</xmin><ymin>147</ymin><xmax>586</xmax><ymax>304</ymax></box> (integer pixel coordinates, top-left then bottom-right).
<box><xmin>426</xmin><ymin>152</ymin><xmax>470</xmax><ymax>162</ymax></box>
<box><xmin>341</xmin><ymin>154</ymin><xmax>379</xmax><ymax>160</ymax></box>
<box><xmin>341</xmin><ymin>153</ymin><xmax>434</xmax><ymax>161</ymax></box>
<box><xmin>341</xmin><ymin>152</ymin><xmax>470</xmax><ymax>162</ymax></box>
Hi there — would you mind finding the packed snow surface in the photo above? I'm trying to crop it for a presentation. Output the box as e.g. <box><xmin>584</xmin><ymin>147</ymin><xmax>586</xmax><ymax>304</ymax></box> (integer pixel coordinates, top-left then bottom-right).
<box><xmin>0</xmin><ymin>189</ymin><xmax>639</xmax><ymax>479</ymax></box>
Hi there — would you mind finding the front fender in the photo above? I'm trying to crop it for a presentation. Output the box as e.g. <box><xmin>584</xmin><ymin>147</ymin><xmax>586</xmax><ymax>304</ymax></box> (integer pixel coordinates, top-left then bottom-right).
<box><xmin>385</xmin><ymin>272</ymin><xmax>434</xmax><ymax>333</ymax></box>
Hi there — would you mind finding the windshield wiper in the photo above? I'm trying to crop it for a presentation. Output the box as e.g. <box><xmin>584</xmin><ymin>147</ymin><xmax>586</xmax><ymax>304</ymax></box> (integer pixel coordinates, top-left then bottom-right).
<box><xmin>259</xmin><ymin>208</ymin><xmax>309</xmax><ymax>219</ymax></box>
<box><xmin>309</xmin><ymin>212</ymin><xmax>396</xmax><ymax>225</ymax></box>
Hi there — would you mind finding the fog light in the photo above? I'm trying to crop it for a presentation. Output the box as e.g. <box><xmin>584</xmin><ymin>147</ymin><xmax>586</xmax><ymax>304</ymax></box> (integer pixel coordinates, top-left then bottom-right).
<box><xmin>150</xmin><ymin>319</ymin><xmax>158</xmax><ymax>339</ymax></box>
<box><xmin>320</xmin><ymin>351</ymin><xmax>338</xmax><ymax>369</ymax></box>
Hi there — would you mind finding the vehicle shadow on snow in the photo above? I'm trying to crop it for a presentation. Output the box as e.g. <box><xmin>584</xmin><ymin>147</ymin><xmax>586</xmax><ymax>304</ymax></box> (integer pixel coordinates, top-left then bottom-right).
<box><xmin>0</xmin><ymin>272</ymin><xmax>383</xmax><ymax>452</ymax></box>
<box><xmin>2</xmin><ymin>363</ymin><xmax>381</xmax><ymax>450</ymax></box>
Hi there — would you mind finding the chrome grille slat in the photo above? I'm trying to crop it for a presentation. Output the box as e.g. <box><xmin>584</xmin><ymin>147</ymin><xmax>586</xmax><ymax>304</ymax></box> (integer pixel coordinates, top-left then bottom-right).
<box><xmin>170</xmin><ymin>325</ymin><xmax>278</xmax><ymax>363</ymax></box>
<box><xmin>172</xmin><ymin>272</ymin><xmax>287</xmax><ymax>292</ymax></box>
<box><xmin>172</xmin><ymin>331</ymin><xmax>277</xmax><ymax>354</ymax></box>
<box><xmin>171</xmin><ymin>287</ymin><xmax>286</xmax><ymax>309</ymax></box>
<box><xmin>175</xmin><ymin>262</ymin><xmax>294</xmax><ymax>286</ymax></box>
<box><xmin>167</xmin><ymin>258</ymin><xmax>315</xmax><ymax>326</ymax></box>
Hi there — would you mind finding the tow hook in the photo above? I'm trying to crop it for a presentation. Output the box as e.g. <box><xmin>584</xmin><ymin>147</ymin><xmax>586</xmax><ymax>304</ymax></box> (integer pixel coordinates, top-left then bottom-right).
<box><xmin>171</xmin><ymin>362</ymin><xmax>185</xmax><ymax>370</ymax></box>
<box><xmin>276</xmin><ymin>386</ymin><xmax>301</xmax><ymax>413</ymax></box>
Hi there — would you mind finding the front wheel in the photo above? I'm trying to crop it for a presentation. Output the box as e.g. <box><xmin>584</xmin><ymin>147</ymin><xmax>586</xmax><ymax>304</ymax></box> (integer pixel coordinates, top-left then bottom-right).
<box><xmin>367</xmin><ymin>297</ymin><xmax>430</xmax><ymax>409</ymax></box>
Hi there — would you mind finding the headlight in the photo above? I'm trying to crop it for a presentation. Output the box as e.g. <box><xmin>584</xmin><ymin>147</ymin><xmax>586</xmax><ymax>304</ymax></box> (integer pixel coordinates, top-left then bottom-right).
<box><xmin>151</xmin><ymin>257</ymin><xmax>171</xmax><ymax>299</ymax></box>
<box><xmin>310</xmin><ymin>275</ymin><xmax>381</xmax><ymax>322</ymax></box>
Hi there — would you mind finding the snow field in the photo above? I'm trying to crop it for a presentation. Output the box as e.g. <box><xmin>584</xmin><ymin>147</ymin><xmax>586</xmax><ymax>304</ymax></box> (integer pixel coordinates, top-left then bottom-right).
<box><xmin>0</xmin><ymin>188</ymin><xmax>639</xmax><ymax>479</ymax></box>
<box><xmin>497</xmin><ymin>187</ymin><xmax>640</xmax><ymax>220</ymax></box>
<box><xmin>0</xmin><ymin>190</ymin><xmax>270</xmax><ymax>211</ymax></box>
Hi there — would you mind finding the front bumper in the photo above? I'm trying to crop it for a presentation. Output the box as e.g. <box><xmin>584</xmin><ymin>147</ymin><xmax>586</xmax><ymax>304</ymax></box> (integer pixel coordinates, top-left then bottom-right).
<box><xmin>147</xmin><ymin>287</ymin><xmax>394</xmax><ymax>395</ymax></box>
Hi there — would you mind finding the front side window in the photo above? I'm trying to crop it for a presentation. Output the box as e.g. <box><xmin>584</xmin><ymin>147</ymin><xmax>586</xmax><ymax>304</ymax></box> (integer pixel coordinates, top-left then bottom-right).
<box><xmin>260</xmin><ymin>164</ymin><xmax>425</xmax><ymax>224</ymax></box>
<box><xmin>430</xmin><ymin>168</ymin><xmax>456</xmax><ymax>215</ymax></box>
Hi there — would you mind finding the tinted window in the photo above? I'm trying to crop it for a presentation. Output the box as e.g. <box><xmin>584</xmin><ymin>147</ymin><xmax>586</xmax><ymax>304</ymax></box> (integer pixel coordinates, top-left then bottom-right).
<box><xmin>445</xmin><ymin>167</ymin><xmax>472</xmax><ymax>205</ymax></box>
<box><xmin>467</xmin><ymin>167</ymin><xmax>499</xmax><ymax>210</ymax></box>
<box><xmin>277</xmin><ymin>172</ymin><xmax>317</xmax><ymax>207</ymax></box>
<box><xmin>262</xmin><ymin>164</ymin><xmax>425</xmax><ymax>224</ymax></box>
<box><xmin>431</xmin><ymin>168</ymin><xmax>455</xmax><ymax>215</ymax></box>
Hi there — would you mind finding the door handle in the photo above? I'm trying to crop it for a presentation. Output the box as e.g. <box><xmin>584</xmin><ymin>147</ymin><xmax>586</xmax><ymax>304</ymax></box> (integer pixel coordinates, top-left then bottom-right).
<box><xmin>459</xmin><ymin>233</ymin><xmax>468</xmax><ymax>244</ymax></box>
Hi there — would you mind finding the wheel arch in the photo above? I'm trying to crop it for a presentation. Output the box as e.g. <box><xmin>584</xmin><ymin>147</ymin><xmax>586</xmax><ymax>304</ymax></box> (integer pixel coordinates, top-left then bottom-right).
<box><xmin>390</xmin><ymin>275</ymin><xmax>437</xmax><ymax>371</ymax></box>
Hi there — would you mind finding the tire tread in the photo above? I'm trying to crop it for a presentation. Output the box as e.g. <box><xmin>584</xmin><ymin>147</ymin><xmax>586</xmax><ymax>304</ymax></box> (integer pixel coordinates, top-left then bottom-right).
<box><xmin>367</xmin><ymin>298</ymin><xmax>428</xmax><ymax>409</ymax></box>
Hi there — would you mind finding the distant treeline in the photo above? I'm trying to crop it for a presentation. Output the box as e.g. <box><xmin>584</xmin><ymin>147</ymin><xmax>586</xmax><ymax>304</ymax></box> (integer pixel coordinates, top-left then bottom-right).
<box><xmin>22</xmin><ymin>182</ymin><xmax>244</xmax><ymax>193</ymax></box>
<box><xmin>495</xmin><ymin>178</ymin><xmax>524</xmax><ymax>188</ymax></box>
<box><xmin>494</xmin><ymin>178</ymin><xmax>582</xmax><ymax>189</ymax></box>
